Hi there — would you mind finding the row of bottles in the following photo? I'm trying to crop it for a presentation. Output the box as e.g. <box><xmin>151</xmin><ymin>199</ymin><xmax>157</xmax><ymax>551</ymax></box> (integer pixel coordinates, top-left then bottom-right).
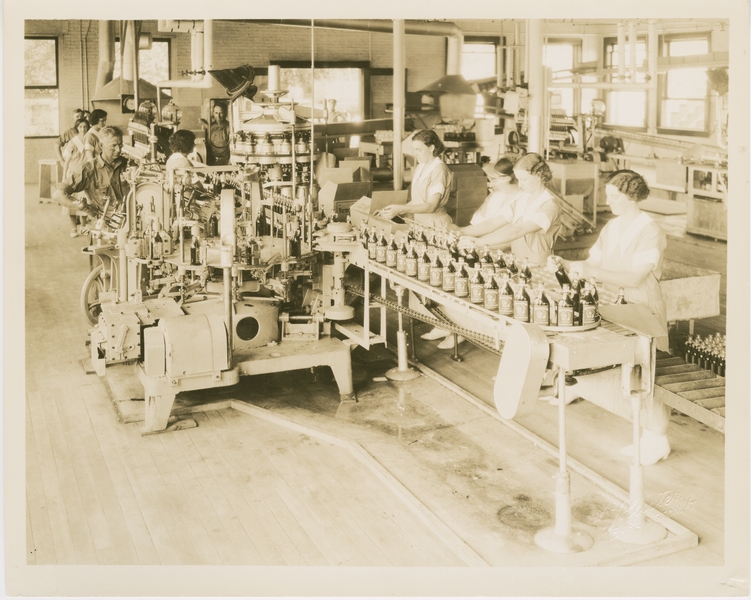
<box><xmin>684</xmin><ymin>333</ymin><xmax>726</xmax><ymax>376</ymax></box>
<box><xmin>233</xmin><ymin>130</ymin><xmax>312</xmax><ymax>156</ymax></box>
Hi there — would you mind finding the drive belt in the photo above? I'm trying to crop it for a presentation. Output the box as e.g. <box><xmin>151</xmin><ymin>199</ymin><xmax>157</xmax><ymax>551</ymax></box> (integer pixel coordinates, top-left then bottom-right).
<box><xmin>344</xmin><ymin>284</ymin><xmax>504</xmax><ymax>356</ymax></box>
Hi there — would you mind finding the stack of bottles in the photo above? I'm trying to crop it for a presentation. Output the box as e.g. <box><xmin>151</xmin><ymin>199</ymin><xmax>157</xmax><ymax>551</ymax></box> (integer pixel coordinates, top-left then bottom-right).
<box><xmin>683</xmin><ymin>333</ymin><xmax>726</xmax><ymax>377</ymax></box>
<box><xmin>357</xmin><ymin>223</ymin><xmax>610</xmax><ymax>327</ymax></box>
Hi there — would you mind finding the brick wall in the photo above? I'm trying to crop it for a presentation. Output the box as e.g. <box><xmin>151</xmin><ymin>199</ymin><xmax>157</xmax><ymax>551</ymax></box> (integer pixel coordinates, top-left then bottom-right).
<box><xmin>25</xmin><ymin>19</ymin><xmax>447</xmax><ymax>183</ymax></box>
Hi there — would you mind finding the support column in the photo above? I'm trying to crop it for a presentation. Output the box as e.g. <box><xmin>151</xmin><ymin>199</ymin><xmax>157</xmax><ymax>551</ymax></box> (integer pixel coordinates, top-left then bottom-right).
<box><xmin>647</xmin><ymin>20</ymin><xmax>658</xmax><ymax>135</ymax></box>
<box><xmin>393</xmin><ymin>20</ymin><xmax>406</xmax><ymax>191</ymax></box>
<box><xmin>526</xmin><ymin>19</ymin><xmax>545</xmax><ymax>155</ymax></box>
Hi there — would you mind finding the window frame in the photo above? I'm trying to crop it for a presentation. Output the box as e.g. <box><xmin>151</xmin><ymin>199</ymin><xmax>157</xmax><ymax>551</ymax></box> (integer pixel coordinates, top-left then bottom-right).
<box><xmin>656</xmin><ymin>31</ymin><xmax>711</xmax><ymax>137</ymax></box>
<box><xmin>270</xmin><ymin>61</ymin><xmax>374</xmax><ymax>120</ymax></box>
<box><xmin>24</xmin><ymin>35</ymin><xmax>60</xmax><ymax>139</ymax></box>
<box><xmin>601</xmin><ymin>35</ymin><xmax>648</xmax><ymax>132</ymax></box>
<box><xmin>461</xmin><ymin>36</ymin><xmax>502</xmax><ymax>81</ymax></box>
<box><xmin>544</xmin><ymin>37</ymin><xmax>582</xmax><ymax>118</ymax></box>
<box><xmin>113</xmin><ymin>36</ymin><xmax>172</xmax><ymax>87</ymax></box>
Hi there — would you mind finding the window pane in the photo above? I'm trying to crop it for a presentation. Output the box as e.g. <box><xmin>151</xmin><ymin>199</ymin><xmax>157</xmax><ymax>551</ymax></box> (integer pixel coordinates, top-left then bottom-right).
<box><xmin>281</xmin><ymin>68</ymin><xmax>363</xmax><ymax>122</ymax></box>
<box><xmin>606</xmin><ymin>91</ymin><xmax>646</xmax><ymax>126</ymax></box>
<box><xmin>667</xmin><ymin>68</ymin><xmax>707</xmax><ymax>99</ymax></box>
<box><xmin>668</xmin><ymin>39</ymin><xmax>709</xmax><ymax>57</ymax></box>
<box><xmin>661</xmin><ymin>99</ymin><xmax>706</xmax><ymax>130</ymax></box>
<box><xmin>25</xmin><ymin>88</ymin><xmax>59</xmax><ymax>136</ymax></box>
<box><xmin>25</xmin><ymin>39</ymin><xmax>57</xmax><ymax>86</ymax></box>
<box><xmin>608</xmin><ymin>43</ymin><xmax>647</xmax><ymax>82</ymax></box>
<box><xmin>461</xmin><ymin>44</ymin><xmax>496</xmax><ymax>80</ymax></box>
<box><xmin>114</xmin><ymin>40</ymin><xmax>170</xmax><ymax>85</ymax></box>
<box><xmin>544</xmin><ymin>44</ymin><xmax>574</xmax><ymax>78</ymax></box>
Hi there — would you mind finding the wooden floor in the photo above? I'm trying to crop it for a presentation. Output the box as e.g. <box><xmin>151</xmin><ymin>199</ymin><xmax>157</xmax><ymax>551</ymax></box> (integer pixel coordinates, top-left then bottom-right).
<box><xmin>22</xmin><ymin>185</ymin><xmax>727</xmax><ymax>573</ymax></box>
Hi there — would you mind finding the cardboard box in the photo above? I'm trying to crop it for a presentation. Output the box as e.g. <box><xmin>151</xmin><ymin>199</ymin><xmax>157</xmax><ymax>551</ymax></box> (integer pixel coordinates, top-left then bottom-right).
<box><xmin>348</xmin><ymin>190</ymin><xmax>409</xmax><ymax>235</ymax></box>
<box><xmin>319</xmin><ymin>180</ymin><xmax>374</xmax><ymax>220</ymax></box>
<box><xmin>317</xmin><ymin>165</ymin><xmax>372</xmax><ymax>187</ymax></box>
<box><xmin>341</xmin><ymin>156</ymin><xmax>372</xmax><ymax>173</ymax></box>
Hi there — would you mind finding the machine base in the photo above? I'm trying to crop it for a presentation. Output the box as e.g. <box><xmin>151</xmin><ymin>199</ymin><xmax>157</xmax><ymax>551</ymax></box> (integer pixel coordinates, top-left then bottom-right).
<box><xmin>608</xmin><ymin>516</ymin><xmax>668</xmax><ymax>545</ymax></box>
<box><xmin>385</xmin><ymin>366</ymin><xmax>421</xmax><ymax>381</ymax></box>
<box><xmin>534</xmin><ymin>528</ymin><xmax>594</xmax><ymax>554</ymax></box>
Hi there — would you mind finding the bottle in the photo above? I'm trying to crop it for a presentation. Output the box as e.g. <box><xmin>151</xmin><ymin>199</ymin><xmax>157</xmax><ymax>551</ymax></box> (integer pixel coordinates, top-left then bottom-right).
<box><xmin>571</xmin><ymin>271</ymin><xmax>585</xmax><ymax>294</ymax></box>
<box><xmin>415</xmin><ymin>227</ymin><xmax>428</xmax><ymax>256</ymax></box>
<box><xmin>360</xmin><ymin>223</ymin><xmax>369</xmax><ymax>249</ymax></box>
<box><xmin>480</xmin><ymin>245</ymin><xmax>493</xmax><ymax>266</ymax></box>
<box><xmin>570</xmin><ymin>280</ymin><xmax>582</xmax><ymax>326</ymax></box>
<box><xmin>442</xmin><ymin>257</ymin><xmax>456</xmax><ymax>292</ymax></box>
<box><xmin>588</xmin><ymin>277</ymin><xmax>599</xmax><ymax>305</ymax></box>
<box><xmin>552</xmin><ymin>256</ymin><xmax>571</xmax><ymax>288</ymax></box>
<box><xmin>580</xmin><ymin>283</ymin><xmax>598</xmax><ymax>325</ymax></box>
<box><xmin>470</xmin><ymin>268</ymin><xmax>486</xmax><ymax>305</ymax></box>
<box><xmin>386</xmin><ymin>234</ymin><xmax>398</xmax><ymax>268</ymax></box>
<box><xmin>429</xmin><ymin>254</ymin><xmax>444</xmax><ymax>287</ymax></box>
<box><xmin>407</xmin><ymin>223</ymin><xmax>416</xmax><ymax>244</ymax></box>
<box><xmin>405</xmin><ymin>242</ymin><xmax>418</xmax><ymax>277</ymax></box>
<box><xmin>376</xmin><ymin>229</ymin><xmax>388</xmax><ymax>263</ymax></box>
<box><xmin>532</xmin><ymin>282</ymin><xmax>550</xmax><ymax>326</ymax></box>
<box><xmin>498</xmin><ymin>272</ymin><xmax>514</xmax><ymax>317</ymax></box>
<box><xmin>454</xmin><ymin>258</ymin><xmax>469</xmax><ymax>298</ymax></box>
<box><xmin>256</xmin><ymin>210</ymin><xmax>267</xmax><ymax>237</ymax></box>
<box><xmin>484</xmin><ymin>273</ymin><xmax>499</xmax><ymax>310</ymax></box>
<box><xmin>614</xmin><ymin>287</ymin><xmax>628</xmax><ymax>305</ymax></box>
<box><xmin>367</xmin><ymin>227</ymin><xmax>378</xmax><ymax>260</ymax></box>
<box><xmin>557</xmin><ymin>284</ymin><xmax>575</xmax><ymax>327</ymax></box>
<box><xmin>519</xmin><ymin>258</ymin><xmax>532</xmax><ymax>285</ymax></box>
<box><xmin>152</xmin><ymin>229</ymin><xmax>163</xmax><ymax>259</ymax></box>
<box><xmin>190</xmin><ymin>235</ymin><xmax>200</xmax><ymax>266</ymax></box>
<box><xmin>417</xmin><ymin>249</ymin><xmax>431</xmax><ymax>282</ymax></box>
<box><xmin>466</xmin><ymin>244</ymin><xmax>479</xmax><ymax>268</ymax></box>
<box><xmin>494</xmin><ymin>251</ymin><xmax>507</xmax><ymax>272</ymax></box>
<box><xmin>290</xmin><ymin>229</ymin><xmax>301</xmax><ymax>258</ymax></box>
<box><xmin>513</xmin><ymin>282</ymin><xmax>530</xmax><ymax>322</ymax></box>
<box><xmin>507</xmin><ymin>256</ymin><xmax>518</xmax><ymax>277</ymax></box>
<box><xmin>207</xmin><ymin>213</ymin><xmax>219</xmax><ymax>238</ymax></box>
<box><xmin>396</xmin><ymin>239</ymin><xmax>408</xmax><ymax>273</ymax></box>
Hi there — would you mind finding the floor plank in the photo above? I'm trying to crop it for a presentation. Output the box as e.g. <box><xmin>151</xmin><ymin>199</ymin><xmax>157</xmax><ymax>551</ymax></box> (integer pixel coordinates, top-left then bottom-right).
<box><xmin>25</xmin><ymin>403</ymin><xmax>56</xmax><ymax>564</ymax></box>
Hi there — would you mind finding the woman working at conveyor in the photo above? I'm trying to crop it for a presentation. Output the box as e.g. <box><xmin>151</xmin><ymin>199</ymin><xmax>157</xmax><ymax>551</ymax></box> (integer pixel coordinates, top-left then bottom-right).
<box><xmin>378</xmin><ymin>129</ymin><xmax>453</xmax><ymax>229</ymax></box>
<box><xmin>548</xmin><ymin>169</ymin><xmax>671</xmax><ymax>466</ymax></box>
<box><xmin>453</xmin><ymin>152</ymin><xmax>561</xmax><ymax>267</ymax></box>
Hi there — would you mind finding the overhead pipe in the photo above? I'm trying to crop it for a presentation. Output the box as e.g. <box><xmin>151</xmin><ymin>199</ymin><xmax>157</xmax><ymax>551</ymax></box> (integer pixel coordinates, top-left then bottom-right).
<box><xmin>156</xmin><ymin>19</ymin><xmax>214</xmax><ymax>89</ymax></box>
<box><xmin>647</xmin><ymin>19</ymin><xmax>658</xmax><ymax>135</ymax></box>
<box><xmin>526</xmin><ymin>19</ymin><xmax>545</xmax><ymax>154</ymax></box>
<box><xmin>122</xmin><ymin>22</ymin><xmax>135</xmax><ymax>82</ymax></box>
<box><xmin>549</xmin><ymin>81</ymin><xmax>656</xmax><ymax>90</ymax></box>
<box><xmin>393</xmin><ymin>19</ymin><xmax>405</xmax><ymax>191</ymax></box>
<box><xmin>629</xmin><ymin>21</ymin><xmax>637</xmax><ymax>82</ymax></box>
<box><xmin>514</xmin><ymin>22</ymin><xmax>522</xmax><ymax>86</ymax></box>
<box><xmin>95</xmin><ymin>20</ymin><xmax>115</xmax><ymax>93</ymax></box>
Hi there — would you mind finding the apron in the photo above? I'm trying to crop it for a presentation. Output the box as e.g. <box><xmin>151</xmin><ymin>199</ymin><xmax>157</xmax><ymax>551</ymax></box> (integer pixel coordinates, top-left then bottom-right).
<box><xmin>508</xmin><ymin>188</ymin><xmax>559</xmax><ymax>267</ymax></box>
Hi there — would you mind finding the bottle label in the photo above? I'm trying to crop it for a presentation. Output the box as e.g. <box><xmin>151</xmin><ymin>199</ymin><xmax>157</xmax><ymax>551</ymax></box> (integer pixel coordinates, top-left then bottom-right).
<box><xmin>442</xmin><ymin>272</ymin><xmax>455</xmax><ymax>291</ymax></box>
<box><xmin>514</xmin><ymin>300</ymin><xmax>529</xmax><ymax>322</ymax></box>
<box><xmin>533</xmin><ymin>306</ymin><xmax>550</xmax><ymax>326</ymax></box>
<box><xmin>368</xmin><ymin>243</ymin><xmax>377</xmax><ymax>259</ymax></box>
<box><xmin>558</xmin><ymin>306</ymin><xmax>574</xmax><ymax>326</ymax></box>
<box><xmin>397</xmin><ymin>254</ymin><xmax>407</xmax><ymax>272</ymax></box>
<box><xmin>376</xmin><ymin>246</ymin><xmax>387</xmax><ymax>263</ymax></box>
<box><xmin>455</xmin><ymin>277</ymin><xmax>469</xmax><ymax>297</ymax></box>
<box><xmin>484</xmin><ymin>290</ymin><xmax>499</xmax><ymax>310</ymax></box>
<box><xmin>418</xmin><ymin>263</ymin><xmax>430</xmax><ymax>281</ymax></box>
<box><xmin>386</xmin><ymin>249</ymin><xmax>397</xmax><ymax>267</ymax></box>
<box><xmin>499</xmin><ymin>295</ymin><xmax>513</xmax><ymax>315</ymax></box>
<box><xmin>430</xmin><ymin>267</ymin><xmax>443</xmax><ymax>287</ymax></box>
<box><xmin>406</xmin><ymin>258</ymin><xmax>418</xmax><ymax>277</ymax></box>
<box><xmin>582</xmin><ymin>305</ymin><xmax>597</xmax><ymax>325</ymax></box>
<box><xmin>470</xmin><ymin>283</ymin><xmax>484</xmax><ymax>304</ymax></box>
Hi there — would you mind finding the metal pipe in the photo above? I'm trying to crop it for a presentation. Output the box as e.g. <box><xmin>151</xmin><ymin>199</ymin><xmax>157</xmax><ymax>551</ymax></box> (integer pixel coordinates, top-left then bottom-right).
<box><xmin>514</xmin><ymin>22</ymin><xmax>522</xmax><ymax>87</ymax></box>
<box><xmin>122</xmin><ymin>22</ymin><xmax>135</xmax><ymax>82</ymax></box>
<box><xmin>130</xmin><ymin>21</ymin><xmax>140</xmax><ymax>110</ymax></box>
<box><xmin>617</xmin><ymin>22</ymin><xmax>626</xmax><ymax>79</ymax></box>
<box><xmin>157</xmin><ymin>20</ymin><xmax>214</xmax><ymax>89</ymax></box>
<box><xmin>629</xmin><ymin>21</ymin><xmax>637</xmax><ymax>82</ymax></box>
<box><xmin>95</xmin><ymin>20</ymin><xmax>115</xmax><ymax>93</ymax></box>
<box><xmin>526</xmin><ymin>19</ymin><xmax>545</xmax><ymax>154</ymax></box>
<box><xmin>549</xmin><ymin>81</ymin><xmax>656</xmax><ymax>90</ymax></box>
<box><xmin>647</xmin><ymin>19</ymin><xmax>658</xmax><ymax>135</ymax></box>
<box><xmin>393</xmin><ymin>19</ymin><xmax>405</xmax><ymax>192</ymax></box>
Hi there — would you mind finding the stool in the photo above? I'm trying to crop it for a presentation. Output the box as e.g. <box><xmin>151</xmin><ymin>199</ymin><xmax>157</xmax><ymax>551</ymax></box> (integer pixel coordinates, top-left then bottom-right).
<box><xmin>38</xmin><ymin>159</ymin><xmax>62</xmax><ymax>201</ymax></box>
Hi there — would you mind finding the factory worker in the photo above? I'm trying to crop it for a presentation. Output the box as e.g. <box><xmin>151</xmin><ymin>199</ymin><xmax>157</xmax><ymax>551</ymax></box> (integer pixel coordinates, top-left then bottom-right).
<box><xmin>378</xmin><ymin>129</ymin><xmax>454</xmax><ymax>229</ymax></box>
<box><xmin>205</xmin><ymin>102</ymin><xmax>231</xmax><ymax>166</ymax></box>
<box><xmin>60</xmin><ymin>118</ymin><xmax>91</xmax><ymax>237</ymax></box>
<box><xmin>455</xmin><ymin>152</ymin><xmax>562</xmax><ymax>267</ymax></box>
<box><xmin>470</xmin><ymin>157</ymin><xmax>523</xmax><ymax>225</ymax></box>
<box><xmin>421</xmin><ymin>156</ymin><xmax>522</xmax><ymax>347</ymax></box>
<box><xmin>549</xmin><ymin>169</ymin><xmax>671</xmax><ymax>466</ymax></box>
<box><xmin>53</xmin><ymin>126</ymin><xmax>129</xmax><ymax>222</ymax></box>
<box><xmin>54</xmin><ymin>108</ymin><xmax>84</xmax><ymax>166</ymax></box>
<box><xmin>83</xmin><ymin>109</ymin><xmax>108</xmax><ymax>163</ymax></box>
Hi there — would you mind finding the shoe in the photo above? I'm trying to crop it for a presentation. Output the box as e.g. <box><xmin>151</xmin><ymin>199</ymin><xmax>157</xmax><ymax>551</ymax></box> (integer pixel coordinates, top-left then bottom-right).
<box><xmin>549</xmin><ymin>382</ymin><xmax>581</xmax><ymax>406</ymax></box>
<box><xmin>70</xmin><ymin>227</ymin><xmax>80</xmax><ymax>238</ymax></box>
<box><xmin>421</xmin><ymin>327</ymin><xmax>450</xmax><ymax>341</ymax></box>
<box><xmin>537</xmin><ymin>386</ymin><xmax>557</xmax><ymax>402</ymax></box>
<box><xmin>437</xmin><ymin>335</ymin><xmax>465</xmax><ymax>350</ymax></box>
<box><xmin>620</xmin><ymin>431</ymin><xmax>670</xmax><ymax>466</ymax></box>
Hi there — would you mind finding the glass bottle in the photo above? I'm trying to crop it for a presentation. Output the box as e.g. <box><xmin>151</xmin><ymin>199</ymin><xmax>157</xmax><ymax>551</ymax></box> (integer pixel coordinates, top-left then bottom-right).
<box><xmin>454</xmin><ymin>258</ymin><xmax>469</xmax><ymax>298</ymax></box>
<box><xmin>442</xmin><ymin>257</ymin><xmax>456</xmax><ymax>292</ymax></box>
<box><xmin>532</xmin><ymin>282</ymin><xmax>550</xmax><ymax>326</ymax></box>
<box><xmin>614</xmin><ymin>287</ymin><xmax>628</xmax><ymax>305</ymax></box>
<box><xmin>417</xmin><ymin>249</ymin><xmax>431</xmax><ymax>282</ymax></box>
<box><xmin>519</xmin><ymin>258</ymin><xmax>532</xmax><ymax>285</ymax></box>
<box><xmin>396</xmin><ymin>239</ymin><xmax>408</xmax><ymax>273</ymax></box>
<box><xmin>405</xmin><ymin>242</ymin><xmax>418</xmax><ymax>277</ymax></box>
<box><xmin>558</xmin><ymin>284</ymin><xmax>575</xmax><ymax>327</ymax></box>
<box><xmin>466</xmin><ymin>244</ymin><xmax>480</xmax><ymax>268</ymax></box>
<box><xmin>513</xmin><ymin>282</ymin><xmax>530</xmax><ymax>322</ymax></box>
<box><xmin>498</xmin><ymin>272</ymin><xmax>515</xmax><ymax>317</ymax></box>
<box><xmin>375</xmin><ymin>229</ymin><xmax>388</xmax><ymax>263</ymax></box>
<box><xmin>484</xmin><ymin>273</ymin><xmax>499</xmax><ymax>310</ymax></box>
<box><xmin>367</xmin><ymin>227</ymin><xmax>378</xmax><ymax>260</ymax></box>
<box><xmin>552</xmin><ymin>256</ymin><xmax>571</xmax><ymax>288</ymax></box>
<box><xmin>470</xmin><ymin>268</ymin><xmax>486</xmax><ymax>305</ymax></box>
<box><xmin>429</xmin><ymin>253</ymin><xmax>444</xmax><ymax>287</ymax></box>
<box><xmin>580</xmin><ymin>283</ymin><xmax>598</xmax><ymax>325</ymax></box>
<box><xmin>386</xmin><ymin>233</ymin><xmax>398</xmax><ymax>268</ymax></box>
<box><xmin>190</xmin><ymin>235</ymin><xmax>200</xmax><ymax>266</ymax></box>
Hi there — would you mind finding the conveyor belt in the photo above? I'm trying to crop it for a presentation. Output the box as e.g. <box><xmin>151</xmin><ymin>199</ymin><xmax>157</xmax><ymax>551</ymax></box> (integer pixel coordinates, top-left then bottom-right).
<box><xmin>654</xmin><ymin>351</ymin><xmax>725</xmax><ymax>434</ymax></box>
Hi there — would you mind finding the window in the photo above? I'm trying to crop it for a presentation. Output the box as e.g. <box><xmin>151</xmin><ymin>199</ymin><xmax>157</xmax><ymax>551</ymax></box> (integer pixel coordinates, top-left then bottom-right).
<box><xmin>544</xmin><ymin>42</ymin><xmax>577</xmax><ymax>116</ymax></box>
<box><xmin>603</xmin><ymin>37</ymin><xmax>647</xmax><ymax>128</ymax></box>
<box><xmin>113</xmin><ymin>38</ymin><xmax>171</xmax><ymax>89</ymax></box>
<box><xmin>278</xmin><ymin>65</ymin><xmax>365</xmax><ymax>122</ymax></box>
<box><xmin>461</xmin><ymin>39</ymin><xmax>498</xmax><ymax>81</ymax></box>
<box><xmin>658</xmin><ymin>35</ymin><xmax>710</xmax><ymax>134</ymax></box>
<box><xmin>25</xmin><ymin>37</ymin><xmax>59</xmax><ymax>137</ymax></box>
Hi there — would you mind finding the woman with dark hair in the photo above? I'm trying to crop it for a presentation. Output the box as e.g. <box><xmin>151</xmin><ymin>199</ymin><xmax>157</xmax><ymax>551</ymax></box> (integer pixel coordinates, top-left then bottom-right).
<box><xmin>378</xmin><ymin>129</ymin><xmax>453</xmax><ymax>229</ymax></box>
<box><xmin>456</xmin><ymin>152</ymin><xmax>561</xmax><ymax>267</ymax></box>
<box><xmin>166</xmin><ymin>129</ymin><xmax>203</xmax><ymax>187</ymax></box>
<box><xmin>83</xmin><ymin>109</ymin><xmax>108</xmax><ymax>163</ymax></box>
<box><xmin>470</xmin><ymin>156</ymin><xmax>523</xmax><ymax>225</ymax></box>
<box><xmin>548</xmin><ymin>169</ymin><xmax>671</xmax><ymax>465</ymax></box>
<box><xmin>61</xmin><ymin>118</ymin><xmax>91</xmax><ymax>236</ymax></box>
